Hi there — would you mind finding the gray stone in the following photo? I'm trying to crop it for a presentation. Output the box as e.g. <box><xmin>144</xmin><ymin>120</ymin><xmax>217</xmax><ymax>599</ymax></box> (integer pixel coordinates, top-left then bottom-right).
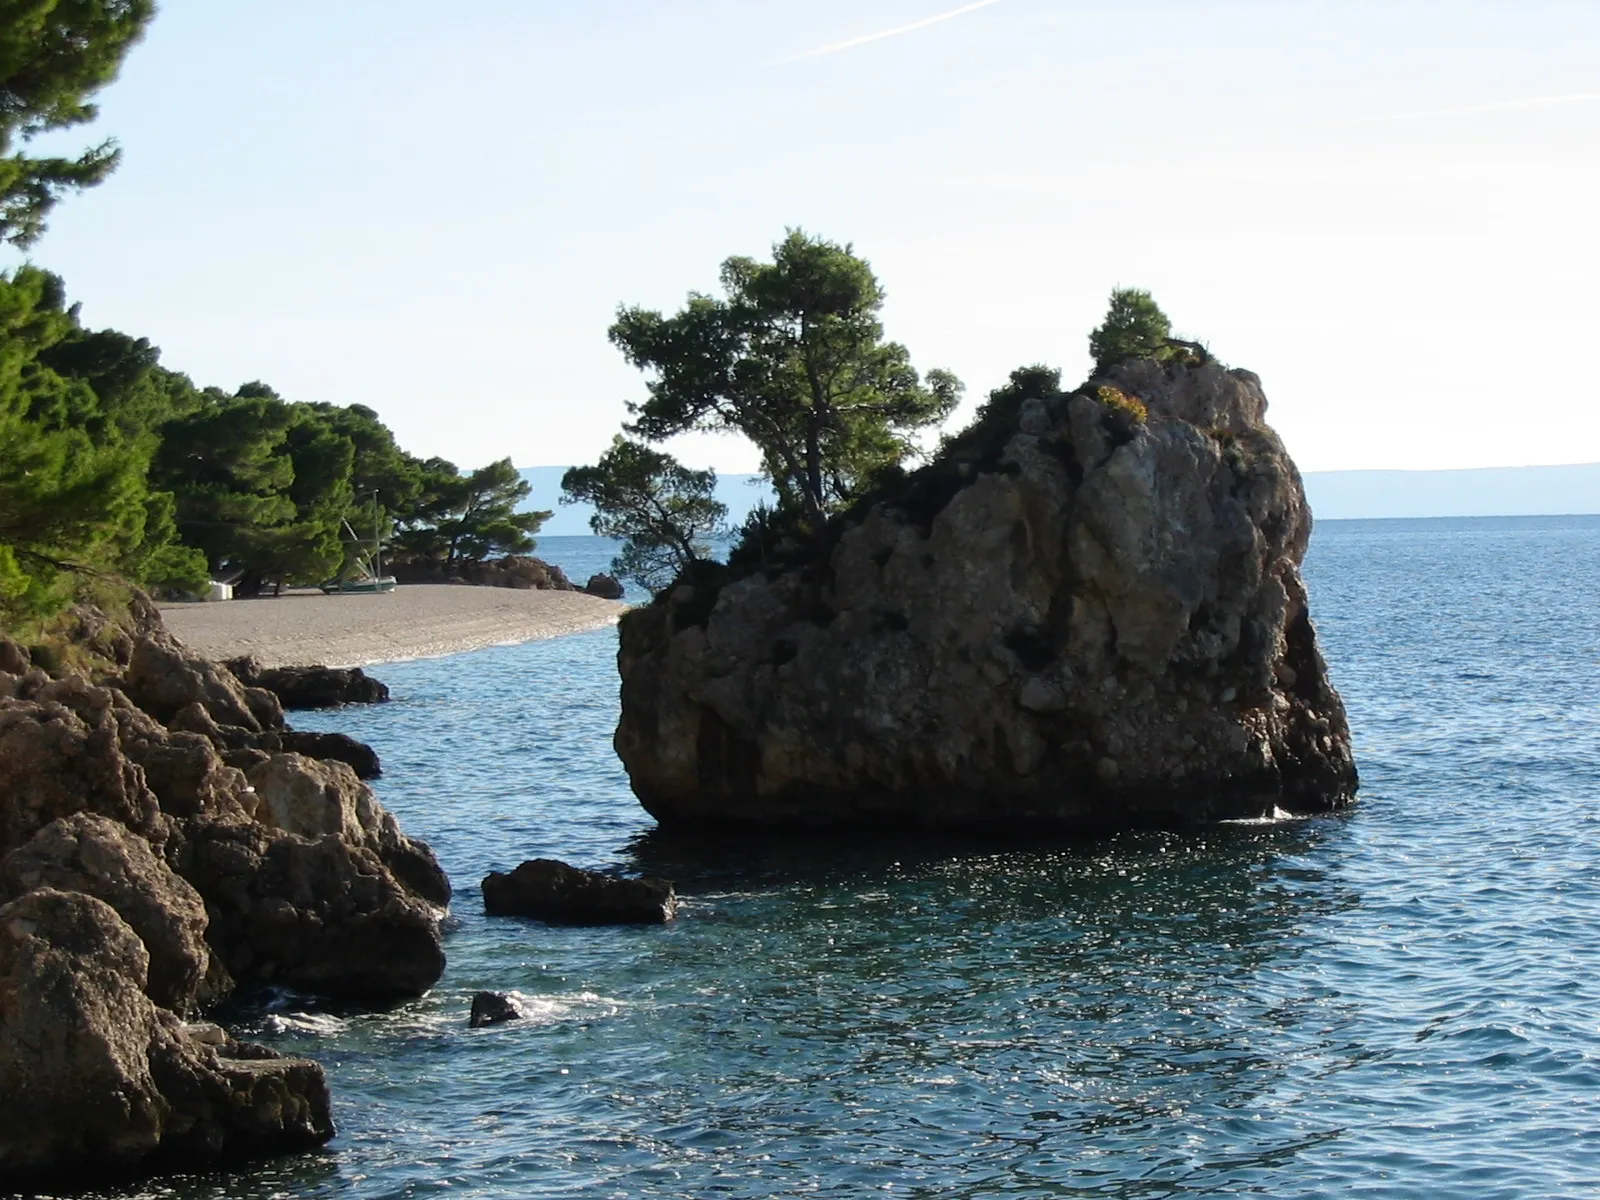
<box><xmin>0</xmin><ymin>814</ymin><xmax>217</xmax><ymax>1014</ymax></box>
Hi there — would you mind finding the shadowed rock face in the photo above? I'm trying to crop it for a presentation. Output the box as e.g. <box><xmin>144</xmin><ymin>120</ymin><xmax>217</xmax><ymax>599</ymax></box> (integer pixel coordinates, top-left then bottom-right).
<box><xmin>0</xmin><ymin>814</ymin><xmax>215</xmax><ymax>1015</ymax></box>
<box><xmin>224</xmin><ymin>657</ymin><xmax>390</xmax><ymax>710</ymax></box>
<box><xmin>615</xmin><ymin>360</ymin><xmax>1357</xmax><ymax>830</ymax></box>
<box><xmin>0</xmin><ymin>889</ymin><xmax>332</xmax><ymax>1189</ymax></box>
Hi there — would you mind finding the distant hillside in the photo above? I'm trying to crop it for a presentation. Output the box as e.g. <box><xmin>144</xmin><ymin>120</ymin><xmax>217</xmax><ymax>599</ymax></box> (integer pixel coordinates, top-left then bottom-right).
<box><xmin>522</xmin><ymin>463</ymin><xmax>1600</xmax><ymax>534</ymax></box>
<box><xmin>519</xmin><ymin>466</ymin><xmax>772</xmax><ymax>537</ymax></box>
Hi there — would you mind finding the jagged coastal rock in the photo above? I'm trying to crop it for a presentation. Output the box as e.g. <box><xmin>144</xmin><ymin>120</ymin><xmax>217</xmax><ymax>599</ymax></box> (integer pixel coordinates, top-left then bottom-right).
<box><xmin>0</xmin><ymin>889</ymin><xmax>333</xmax><ymax>1186</ymax></box>
<box><xmin>224</xmin><ymin>656</ymin><xmax>391</xmax><ymax>710</ymax></box>
<box><xmin>0</xmin><ymin>613</ymin><xmax>447</xmax><ymax>1187</ymax></box>
<box><xmin>583</xmin><ymin>573</ymin><xmax>626</xmax><ymax>600</ymax></box>
<box><xmin>616</xmin><ymin>359</ymin><xmax>1357</xmax><ymax>828</ymax></box>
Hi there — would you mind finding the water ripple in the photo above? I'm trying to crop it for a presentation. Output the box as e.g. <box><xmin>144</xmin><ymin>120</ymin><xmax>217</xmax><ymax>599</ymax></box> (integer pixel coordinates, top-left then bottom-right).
<box><xmin>37</xmin><ymin>518</ymin><xmax>1600</xmax><ymax>1200</ymax></box>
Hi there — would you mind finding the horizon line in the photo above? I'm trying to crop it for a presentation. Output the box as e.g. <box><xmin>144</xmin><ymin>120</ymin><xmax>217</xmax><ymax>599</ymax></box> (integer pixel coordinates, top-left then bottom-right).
<box><xmin>515</xmin><ymin>462</ymin><xmax>1600</xmax><ymax>476</ymax></box>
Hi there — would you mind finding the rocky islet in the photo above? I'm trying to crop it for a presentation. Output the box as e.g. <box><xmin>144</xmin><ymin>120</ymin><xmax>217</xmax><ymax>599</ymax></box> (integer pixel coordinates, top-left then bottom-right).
<box><xmin>615</xmin><ymin>357</ymin><xmax>1358</xmax><ymax>828</ymax></box>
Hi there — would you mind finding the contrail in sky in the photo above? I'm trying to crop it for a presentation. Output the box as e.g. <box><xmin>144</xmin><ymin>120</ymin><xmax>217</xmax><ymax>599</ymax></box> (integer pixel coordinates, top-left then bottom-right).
<box><xmin>783</xmin><ymin>0</ymin><xmax>1005</xmax><ymax>63</ymax></box>
<box><xmin>1360</xmin><ymin>91</ymin><xmax>1600</xmax><ymax>123</ymax></box>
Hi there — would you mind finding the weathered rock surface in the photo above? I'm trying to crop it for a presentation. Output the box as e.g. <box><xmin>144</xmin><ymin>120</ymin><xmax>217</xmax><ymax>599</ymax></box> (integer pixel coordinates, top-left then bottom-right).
<box><xmin>469</xmin><ymin>990</ymin><xmax>524</xmax><ymax>1028</ymax></box>
<box><xmin>0</xmin><ymin>637</ymin><xmax>29</xmax><ymax>675</ymax></box>
<box><xmin>0</xmin><ymin>634</ymin><xmax>446</xmax><ymax>1004</ymax></box>
<box><xmin>0</xmin><ymin>602</ymin><xmax>443</xmax><ymax>1186</ymax></box>
<box><xmin>226</xmin><ymin>656</ymin><xmax>390</xmax><ymax>709</ymax></box>
<box><xmin>0</xmin><ymin>889</ymin><xmax>332</xmax><ymax>1188</ymax></box>
<box><xmin>0</xmin><ymin>814</ymin><xmax>216</xmax><ymax>1014</ymax></box>
<box><xmin>125</xmin><ymin>635</ymin><xmax>262</xmax><ymax>731</ymax></box>
<box><xmin>180</xmin><ymin>821</ymin><xmax>446</xmax><ymax>1002</ymax></box>
<box><xmin>482</xmin><ymin>858</ymin><xmax>678</xmax><ymax>924</ymax></box>
<box><xmin>245</xmin><ymin>752</ymin><xmax>449</xmax><ymax>906</ymax></box>
<box><xmin>0</xmin><ymin>698</ymin><xmax>166</xmax><ymax>855</ymax></box>
<box><xmin>615</xmin><ymin>359</ymin><xmax>1357</xmax><ymax>829</ymax></box>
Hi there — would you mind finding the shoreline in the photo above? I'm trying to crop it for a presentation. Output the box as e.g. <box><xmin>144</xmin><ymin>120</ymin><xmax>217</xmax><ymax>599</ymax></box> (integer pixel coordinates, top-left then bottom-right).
<box><xmin>158</xmin><ymin>584</ymin><xmax>626</xmax><ymax>668</ymax></box>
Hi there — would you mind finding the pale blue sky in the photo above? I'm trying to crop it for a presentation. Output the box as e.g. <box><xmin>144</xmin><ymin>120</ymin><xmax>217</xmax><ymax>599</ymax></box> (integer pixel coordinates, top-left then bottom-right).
<box><xmin>9</xmin><ymin>1</ymin><xmax>1598</xmax><ymax>473</ymax></box>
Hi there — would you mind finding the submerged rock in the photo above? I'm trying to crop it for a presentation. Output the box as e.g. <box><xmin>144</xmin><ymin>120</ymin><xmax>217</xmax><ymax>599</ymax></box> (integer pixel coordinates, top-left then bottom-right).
<box><xmin>615</xmin><ymin>359</ymin><xmax>1357</xmax><ymax>829</ymax></box>
<box><xmin>482</xmin><ymin>859</ymin><xmax>678</xmax><ymax>925</ymax></box>
<box><xmin>469</xmin><ymin>990</ymin><xmax>524</xmax><ymax>1028</ymax></box>
<box><xmin>0</xmin><ymin>889</ymin><xmax>332</xmax><ymax>1189</ymax></box>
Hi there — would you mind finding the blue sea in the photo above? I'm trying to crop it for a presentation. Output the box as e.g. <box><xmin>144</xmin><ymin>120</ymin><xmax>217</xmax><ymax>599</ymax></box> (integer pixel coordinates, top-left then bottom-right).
<box><xmin>58</xmin><ymin>518</ymin><xmax>1600</xmax><ymax>1199</ymax></box>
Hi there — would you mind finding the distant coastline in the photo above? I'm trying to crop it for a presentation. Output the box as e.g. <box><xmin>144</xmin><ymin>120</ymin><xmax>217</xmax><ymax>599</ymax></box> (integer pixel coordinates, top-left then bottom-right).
<box><xmin>520</xmin><ymin>462</ymin><xmax>1600</xmax><ymax>531</ymax></box>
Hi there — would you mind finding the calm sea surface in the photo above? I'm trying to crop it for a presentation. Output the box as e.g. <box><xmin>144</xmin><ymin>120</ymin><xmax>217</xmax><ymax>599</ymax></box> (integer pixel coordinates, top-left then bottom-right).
<box><xmin>53</xmin><ymin>518</ymin><xmax>1600</xmax><ymax>1199</ymax></box>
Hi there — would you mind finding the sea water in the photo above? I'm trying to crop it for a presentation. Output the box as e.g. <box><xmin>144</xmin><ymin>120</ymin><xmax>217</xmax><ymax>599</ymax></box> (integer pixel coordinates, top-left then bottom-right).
<box><xmin>43</xmin><ymin>517</ymin><xmax>1600</xmax><ymax>1199</ymax></box>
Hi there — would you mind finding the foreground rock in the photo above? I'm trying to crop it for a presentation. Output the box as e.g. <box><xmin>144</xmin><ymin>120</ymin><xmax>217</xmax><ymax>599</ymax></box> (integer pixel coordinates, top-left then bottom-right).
<box><xmin>616</xmin><ymin>358</ymin><xmax>1357</xmax><ymax>829</ymax></box>
<box><xmin>0</xmin><ymin>612</ymin><xmax>446</xmax><ymax>1186</ymax></box>
<box><xmin>244</xmin><ymin>752</ymin><xmax>450</xmax><ymax>907</ymax></box>
<box><xmin>0</xmin><ymin>658</ymin><xmax>446</xmax><ymax>1000</ymax></box>
<box><xmin>469</xmin><ymin>991</ymin><xmax>524</xmax><ymax>1028</ymax></box>
<box><xmin>0</xmin><ymin>889</ymin><xmax>332</xmax><ymax>1188</ymax></box>
<box><xmin>180</xmin><ymin>822</ymin><xmax>446</xmax><ymax>1002</ymax></box>
<box><xmin>225</xmin><ymin>656</ymin><xmax>390</xmax><ymax>709</ymax></box>
<box><xmin>0</xmin><ymin>814</ymin><xmax>216</xmax><ymax>1014</ymax></box>
<box><xmin>482</xmin><ymin>859</ymin><xmax>678</xmax><ymax>924</ymax></box>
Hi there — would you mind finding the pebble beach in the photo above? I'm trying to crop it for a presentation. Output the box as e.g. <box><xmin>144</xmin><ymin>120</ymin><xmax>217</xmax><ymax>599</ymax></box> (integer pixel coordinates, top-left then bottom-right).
<box><xmin>159</xmin><ymin>584</ymin><xmax>626</xmax><ymax>668</ymax></box>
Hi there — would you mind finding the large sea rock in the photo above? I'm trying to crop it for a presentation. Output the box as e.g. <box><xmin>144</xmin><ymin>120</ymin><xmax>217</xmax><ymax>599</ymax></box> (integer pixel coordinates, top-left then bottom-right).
<box><xmin>615</xmin><ymin>358</ymin><xmax>1357</xmax><ymax>828</ymax></box>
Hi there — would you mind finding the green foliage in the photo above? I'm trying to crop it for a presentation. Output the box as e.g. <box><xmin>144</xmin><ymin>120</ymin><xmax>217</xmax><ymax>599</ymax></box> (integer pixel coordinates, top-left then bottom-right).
<box><xmin>0</xmin><ymin>0</ymin><xmax>155</xmax><ymax>246</ymax></box>
<box><xmin>611</xmin><ymin>229</ymin><xmax>961</xmax><ymax>522</ymax></box>
<box><xmin>393</xmin><ymin>457</ymin><xmax>547</xmax><ymax>566</ymax></box>
<box><xmin>151</xmin><ymin>391</ymin><xmax>299</xmax><ymax>589</ymax></box>
<box><xmin>1088</xmin><ymin>288</ymin><xmax>1173</xmax><ymax>373</ymax></box>
<box><xmin>0</xmin><ymin>266</ymin><xmax>205</xmax><ymax>627</ymax></box>
<box><xmin>562</xmin><ymin>438</ymin><xmax>727</xmax><ymax>592</ymax></box>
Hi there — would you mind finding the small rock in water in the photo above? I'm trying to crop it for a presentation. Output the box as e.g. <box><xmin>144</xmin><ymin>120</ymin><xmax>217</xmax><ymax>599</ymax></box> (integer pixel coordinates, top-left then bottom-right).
<box><xmin>469</xmin><ymin>991</ymin><xmax>524</xmax><ymax>1028</ymax></box>
<box><xmin>582</xmin><ymin>573</ymin><xmax>625</xmax><ymax>600</ymax></box>
<box><xmin>481</xmin><ymin>858</ymin><xmax>678</xmax><ymax>925</ymax></box>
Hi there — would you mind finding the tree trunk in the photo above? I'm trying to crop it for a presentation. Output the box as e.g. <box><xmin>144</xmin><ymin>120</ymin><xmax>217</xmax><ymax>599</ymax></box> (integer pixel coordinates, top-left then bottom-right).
<box><xmin>804</xmin><ymin>409</ymin><xmax>823</xmax><ymax>520</ymax></box>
